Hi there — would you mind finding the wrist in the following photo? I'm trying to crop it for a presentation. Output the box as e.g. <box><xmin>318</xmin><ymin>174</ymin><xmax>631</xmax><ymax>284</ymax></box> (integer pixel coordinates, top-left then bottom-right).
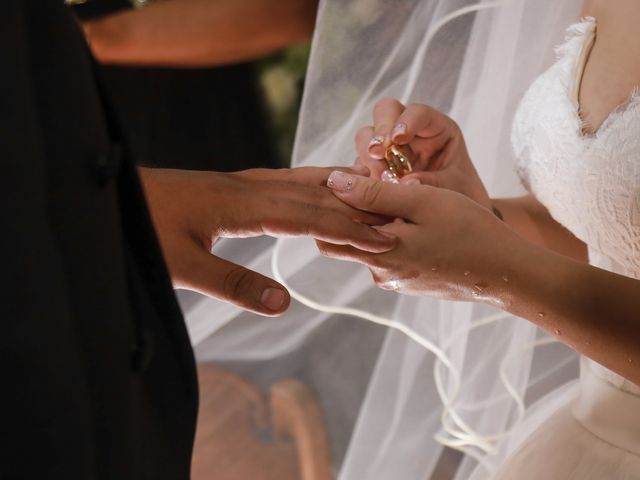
<box><xmin>444</xmin><ymin>218</ymin><xmax>526</xmax><ymax>308</ymax></box>
<box><xmin>486</xmin><ymin>233</ymin><xmax>576</xmax><ymax>324</ymax></box>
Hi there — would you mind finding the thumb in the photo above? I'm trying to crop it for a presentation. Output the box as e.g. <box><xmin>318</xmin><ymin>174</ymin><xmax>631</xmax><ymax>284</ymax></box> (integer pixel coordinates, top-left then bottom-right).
<box><xmin>326</xmin><ymin>170</ymin><xmax>421</xmax><ymax>221</ymax></box>
<box><xmin>176</xmin><ymin>246</ymin><xmax>291</xmax><ymax>317</ymax></box>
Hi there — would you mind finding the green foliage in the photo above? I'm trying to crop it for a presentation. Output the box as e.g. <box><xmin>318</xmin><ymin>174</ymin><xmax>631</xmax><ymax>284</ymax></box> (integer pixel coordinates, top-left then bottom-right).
<box><xmin>258</xmin><ymin>43</ymin><xmax>311</xmax><ymax>165</ymax></box>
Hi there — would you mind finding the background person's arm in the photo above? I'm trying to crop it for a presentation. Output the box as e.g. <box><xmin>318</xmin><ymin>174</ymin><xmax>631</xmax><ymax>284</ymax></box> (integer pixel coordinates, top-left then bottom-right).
<box><xmin>83</xmin><ymin>0</ymin><xmax>318</xmax><ymax>66</ymax></box>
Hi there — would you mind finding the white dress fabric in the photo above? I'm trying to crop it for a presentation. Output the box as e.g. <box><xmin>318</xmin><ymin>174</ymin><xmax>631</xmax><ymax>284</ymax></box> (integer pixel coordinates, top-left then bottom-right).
<box><xmin>483</xmin><ymin>17</ymin><xmax>640</xmax><ymax>480</ymax></box>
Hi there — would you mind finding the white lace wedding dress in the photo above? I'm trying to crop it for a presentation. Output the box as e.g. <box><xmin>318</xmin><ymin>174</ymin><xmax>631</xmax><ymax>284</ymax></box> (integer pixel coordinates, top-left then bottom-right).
<box><xmin>471</xmin><ymin>17</ymin><xmax>640</xmax><ymax>480</ymax></box>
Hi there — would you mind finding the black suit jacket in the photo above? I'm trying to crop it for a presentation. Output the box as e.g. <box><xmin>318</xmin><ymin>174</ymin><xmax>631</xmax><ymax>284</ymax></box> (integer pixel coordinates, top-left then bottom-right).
<box><xmin>1</xmin><ymin>2</ymin><xmax>198</xmax><ymax>478</ymax></box>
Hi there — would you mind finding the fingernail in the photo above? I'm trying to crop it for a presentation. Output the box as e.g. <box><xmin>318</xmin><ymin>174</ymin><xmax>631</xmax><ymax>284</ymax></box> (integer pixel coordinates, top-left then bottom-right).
<box><xmin>261</xmin><ymin>288</ymin><xmax>287</xmax><ymax>311</ymax></box>
<box><xmin>373</xmin><ymin>226</ymin><xmax>397</xmax><ymax>240</ymax></box>
<box><xmin>368</xmin><ymin>135</ymin><xmax>385</xmax><ymax>151</ymax></box>
<box><xmin>392</xmin><ymin>123</ymin><xmax>407</xmax><ymax>139</ymax></box>
<box><xmin>381</xmin><ymin>170</ymin><xmax>400</xmax><ymax>184</ymax></box>
<box><xmin>403</xmin><ymin>177</ymin><xmax>421</xmax><ymax>185</ymax></box>
<box><xmin>327</xmin><ymin>171</ymin><xmax>356</xmax><ymax>192</ymax></box>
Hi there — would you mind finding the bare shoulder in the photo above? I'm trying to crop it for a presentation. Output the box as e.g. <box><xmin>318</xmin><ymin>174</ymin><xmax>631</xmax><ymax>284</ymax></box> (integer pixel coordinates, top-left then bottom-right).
<box><xmin>577</xmin><ymin>0</ymin><xmax>640</xmax><ymax>135</ymax></box>
<box><xmin>580</xmin><ymin>0</ymin><xmax>597</xmax><ymax>18</ymax></box>
<box><xmin>582</xmin><ymin>0</ymin><xmax>640</xmax><ymax>21</ymax></box>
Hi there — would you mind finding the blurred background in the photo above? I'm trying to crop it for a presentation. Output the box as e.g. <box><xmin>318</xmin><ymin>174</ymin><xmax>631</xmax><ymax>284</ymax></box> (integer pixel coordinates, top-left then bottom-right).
<box><xmin>74</xmin><ymin>0</ymin><xmax>315</xmax><ymax>170</ymax></box>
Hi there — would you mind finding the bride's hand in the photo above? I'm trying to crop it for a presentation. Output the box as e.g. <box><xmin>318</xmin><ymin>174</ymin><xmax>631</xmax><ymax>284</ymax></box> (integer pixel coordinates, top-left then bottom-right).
<box><xmin>320</xmin><ymin>171</ymin><xmax>516</xmax><ymax>302</ymax></box>
<box><xmin>355</xmin><ymin>98</ymin><xmax>492</xmax><ymax>210</ymax></box>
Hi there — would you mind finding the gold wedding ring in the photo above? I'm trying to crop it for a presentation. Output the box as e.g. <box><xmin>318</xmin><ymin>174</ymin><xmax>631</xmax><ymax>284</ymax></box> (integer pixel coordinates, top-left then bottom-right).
<box><xmin>384</xmin><ymin>144</ymin><xmax>414</xmax><ymax>178</ymax></box>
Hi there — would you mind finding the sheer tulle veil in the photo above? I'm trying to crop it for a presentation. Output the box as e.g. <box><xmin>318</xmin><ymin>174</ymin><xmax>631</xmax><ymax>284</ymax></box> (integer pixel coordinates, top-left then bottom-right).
<box><xmin>185</xmin><ymin>0</ymin><xmax>585</xmax><ymax>478</ymax></box>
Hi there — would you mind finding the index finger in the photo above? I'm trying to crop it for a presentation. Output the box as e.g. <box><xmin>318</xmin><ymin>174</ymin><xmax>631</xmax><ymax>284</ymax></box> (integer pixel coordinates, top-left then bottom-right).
<box><xmin>391</xmin><ymin>103</ymin><xmax>452</xmax><ymax>145</ymax></box>
<box><xmin>327</xmin><ymin>170</ymin><xmax>424</xmax><ymax>221</ymax></box>
<box><xmin>355</xmin><ymin>126</ymin><xmax>388</xmax><ymax>180</ymax></box>
<box><xmin>368</xmin><ymin>98</ymin><xmax>405</xmax><ymax>159</ymax></box>
<box><xmin>234</xmin><ymin>165</ymin><xmax>369</xmax><ymax>186</ymax></box>
<box><xmin>258</xmin><ymin>199</ymin><xmax>397</xmax><ymax>253</ymax></box>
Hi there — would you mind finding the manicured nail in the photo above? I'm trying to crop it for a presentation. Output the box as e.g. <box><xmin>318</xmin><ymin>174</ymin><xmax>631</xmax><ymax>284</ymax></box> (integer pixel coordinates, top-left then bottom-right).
<box><xmin>368</xmin><ymin>135</ymin><xmax>384</xmax><ymax>151</ymax></box>
<box><xmin>403</xmin><ymin>177</ymin><xmax>421</xmax><ymax>185</ymax></box>
<box><xmin>381</xmin><ymin>170</ymin><xmax>400</xmax><ymax>184</ymax></box>
<box><xmin>261</xmin><ymin>287</ymin><xmax>287</xmax><ymax>311</ymax></box>
<box><xmin>373</xmin><ymin>226</ymin><xmax>397</xmax><ymax>239</ymax></box>
<box><xmin>392</xmin><ymin>123</ymin><xmax>407</xmax><ymax>139</ymax></box>
<box><xmin>327</xmin><ymin>171</ymin><xmax>356</xmax><ymax>191</ymax></box>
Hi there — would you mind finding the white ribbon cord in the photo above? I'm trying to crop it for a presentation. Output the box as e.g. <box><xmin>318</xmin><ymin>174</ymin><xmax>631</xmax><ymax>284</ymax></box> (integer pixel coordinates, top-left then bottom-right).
<box><xmin>271</xmin><ymin>238</ymin><xmax>558</xmax><ymax>463</ymax></box>
<box><xmin>276</xmin><ymin>0</ymin><xmax>547</xmax><ymax>469</ymax></box>
<box><xmin>400</xmin><ymin>0</ymin><xmax>507</xmax><ymax>104</ymax></box>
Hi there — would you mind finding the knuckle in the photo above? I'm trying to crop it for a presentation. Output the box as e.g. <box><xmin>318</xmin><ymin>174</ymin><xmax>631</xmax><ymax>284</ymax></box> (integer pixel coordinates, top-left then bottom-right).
<box><xmin>420</xmin><ymin>172</ymin><xmax>439</xmax><ymax>189</ymax></box>
<box><xmin>223</xmin><ymin>266</ymin><xmax>255</xmax><ymax>300</ymax></box>
<box><xmin>366</xmin><ymin>254</ymin><xmax>386</xmax><ymax>270</ymax></box>
<box><xmin>449</xmin><ymin>118</ymin><xmax>462</xmax><ymax>134</ymax></box>
<box><xmin>370</xmin><ymin>269</ymin><xmax>389</xmax><ymax>288</ymax></box>
<box><xmin>371</xmin><ymin>269</ymin><xmax>401</xmax><ymax>291</ymax></box>
<box><xmin>304</xmin><ymin>185</ymin><xmax>326</xmax><ymax>203</ymax></box>
<box><xmin>279</xmin><ymin>167</ymin><xmax>295</xmax><ymax>180</ymax></box>
<box><xmin>303</xmin><ymin>202</ymin><xmax>323</xmax><ymax>221</ymax></box>
<box><xmin>406</xmin><ymin>103</ymin><xmax>434</xmax><ymax>130</ymax></box>
<box><xmin>407</xmin><ymin>103</ymin><xmax>430</xmax><ymax>115</ymax></box>
<box><xmin>316</xmin><ymin>241</ymin><xmax>334</xmax><ymax>257</ymax></box>
<box><xmin>407</xmin><ymin>102</ymin><xmax>425</xmax><ymax>110</ymax></box>
<box><xmin>362</xmin><ymin>180</ymin><xmax>383</xmax><ymax>206</ymax></box>
<box><xmin>376</xmin><ymin>97</ymin><xmax>403</xmax><ymax>111</ymax></box>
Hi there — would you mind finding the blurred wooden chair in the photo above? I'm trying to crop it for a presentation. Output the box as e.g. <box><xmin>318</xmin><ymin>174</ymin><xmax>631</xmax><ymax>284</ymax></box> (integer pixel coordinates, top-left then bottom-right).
<box><xmin>192</xmin><ymin>364</ymin><xmax>333</xmax><ymax>480</ymax></box>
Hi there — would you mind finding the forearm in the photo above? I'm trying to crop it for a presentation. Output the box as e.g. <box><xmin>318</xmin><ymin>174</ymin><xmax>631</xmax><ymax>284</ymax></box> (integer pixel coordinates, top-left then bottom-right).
<box><xmin>491</xmin><ymin>235</ymin><xmax>640</xmax><ymax>384</ymax></box>
<box><xmin>84</xmin><ymin>0</ymin><xmax>317</xmax><ymax>66</ymax></box>
<box><xmin>323</xmin><ymin>171</ymin><xmax>639</xmax><ymax>382</ymax></box>
<box><xmin>493</xmin><ymin>195</ymin><xmax>587</xmax><ymax>262</ymax></box>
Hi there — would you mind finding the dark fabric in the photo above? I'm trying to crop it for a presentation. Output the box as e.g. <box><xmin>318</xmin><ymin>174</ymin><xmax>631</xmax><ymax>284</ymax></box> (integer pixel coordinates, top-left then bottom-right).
<box><xmin>98</xmin><ymin>64</ymin><xmax>279</xmax><ymax>171</ymax></box>
<box><xmin>72</xmin><ymin>0</ymin><xmax>279</xmax><ymax>171</ymax></box>
<box><xmin>72</xmin><ymin>0</ymin><xmax>133</xmax><ymax>20</ymax></box>
<box><xmin>0</xmin><ymin>2</ymin><xmax>198</xmax><ymax>479</ymax></box>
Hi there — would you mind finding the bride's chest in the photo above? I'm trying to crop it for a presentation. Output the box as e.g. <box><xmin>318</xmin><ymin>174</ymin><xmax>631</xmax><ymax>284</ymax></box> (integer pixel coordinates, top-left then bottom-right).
<box><xmin>512</xmin><ymin>58</ymin><xmax>640</xmax><ymax>275</ymax></box>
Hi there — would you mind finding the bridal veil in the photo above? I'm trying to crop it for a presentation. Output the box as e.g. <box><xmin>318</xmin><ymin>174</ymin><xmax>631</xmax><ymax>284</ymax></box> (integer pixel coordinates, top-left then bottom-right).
<box><xmin>184</xmin><ymin>0</ymin><xmax>586</xmax><ymax>478</ymax></box>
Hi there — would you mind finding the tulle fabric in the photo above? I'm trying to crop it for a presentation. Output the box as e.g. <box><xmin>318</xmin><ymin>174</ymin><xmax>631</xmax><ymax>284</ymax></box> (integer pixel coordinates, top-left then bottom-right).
<box><xmin>483</xmin><ymin>15</ymin><xmax>640</xmax><ymax>479</ymax></box>
<box><xmin>181</xmin><ymin>1</ymin><xmax>593</xmax><ymax>478</ymax></box>
<box><xmin>470</xmin><ymin>358</ymin><xmax>640</xmax><ymax>480</ymax></box>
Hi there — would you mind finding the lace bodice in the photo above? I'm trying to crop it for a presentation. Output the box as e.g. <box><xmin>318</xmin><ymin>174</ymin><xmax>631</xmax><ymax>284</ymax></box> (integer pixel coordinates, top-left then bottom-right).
<box><xmin>512</xmin><ymin>18</ymin><xmax>640</xmax><ymax>394</ymax></box>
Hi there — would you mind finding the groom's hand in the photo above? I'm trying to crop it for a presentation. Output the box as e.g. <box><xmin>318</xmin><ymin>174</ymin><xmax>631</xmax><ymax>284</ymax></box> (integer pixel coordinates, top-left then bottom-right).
<box><xmin>139</xmin><ymin>166</ymin><xmax>395</xmax><ymax>316</ymax></box>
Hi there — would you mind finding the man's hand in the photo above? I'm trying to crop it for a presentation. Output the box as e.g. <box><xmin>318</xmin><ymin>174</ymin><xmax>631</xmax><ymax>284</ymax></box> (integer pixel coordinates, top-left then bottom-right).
<box><xmin>139</xmin><ymin>166</ymin><xmax>395</xmax><ymax>316</ymax></box>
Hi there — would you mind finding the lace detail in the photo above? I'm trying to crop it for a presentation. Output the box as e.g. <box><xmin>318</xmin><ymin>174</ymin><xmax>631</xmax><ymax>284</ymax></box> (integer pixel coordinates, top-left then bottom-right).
<box><xmin>512</xmin><ymin>18</ymin><xmax>640</xmax><ymax>394</ymax></box>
